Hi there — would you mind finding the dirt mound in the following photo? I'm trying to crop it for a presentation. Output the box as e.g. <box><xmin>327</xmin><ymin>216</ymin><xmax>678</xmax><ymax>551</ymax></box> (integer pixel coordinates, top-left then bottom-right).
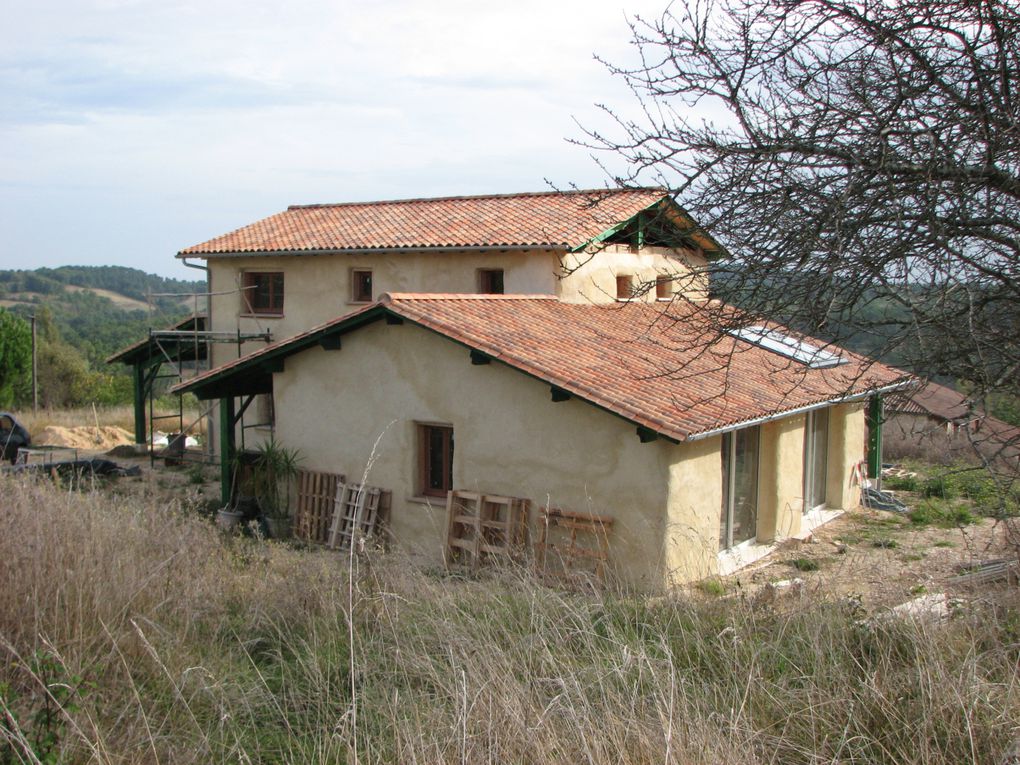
<box><xmin>34</xmin><ymin>426</ymin><xmax>135</xmax><ymax>451</ymax></box>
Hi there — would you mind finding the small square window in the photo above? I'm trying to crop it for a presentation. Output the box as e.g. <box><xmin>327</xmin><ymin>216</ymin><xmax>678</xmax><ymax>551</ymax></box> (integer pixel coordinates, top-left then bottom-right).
<box><xmin>656</xmin><ymin>275</ymin><xmax>673</xmax><ymax>300</ymax></box>
<box><xmin>242</xmin><ymin>271</ymin><xmax>284</xmax><ymax>315</ymax></box>
<box><xmin>418</xmin><ymin>423</ymin><xmax>453</xmax><ymax>498</ymax></box>
<box><xmin>478</xmin><ymin>269</ymin><xmax>505</xmax><ymax>294</ymax></box>
<box><xmin>352</xmin><ymin>269</ymin><xmax>373</xmax><ymax>303</ymax></box>
<box><xmin>616</xmin><ymin>274</ymin><xmax>635</xmax><ymax>300</ymax></box>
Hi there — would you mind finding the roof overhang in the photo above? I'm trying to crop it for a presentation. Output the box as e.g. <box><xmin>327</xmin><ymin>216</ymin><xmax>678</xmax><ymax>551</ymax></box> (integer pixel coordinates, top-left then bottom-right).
<box><xmin>176</xmin><ymin>245</ymin><xmax>563</xmax><ymax>259</ymax></box>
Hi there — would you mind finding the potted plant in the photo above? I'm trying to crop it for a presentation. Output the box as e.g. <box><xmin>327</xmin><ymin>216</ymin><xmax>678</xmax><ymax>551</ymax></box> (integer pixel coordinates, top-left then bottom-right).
<box><xmin>248</xmin><ymin>439</ymin><xmax>301</xmax><ymax>538</ymax></box>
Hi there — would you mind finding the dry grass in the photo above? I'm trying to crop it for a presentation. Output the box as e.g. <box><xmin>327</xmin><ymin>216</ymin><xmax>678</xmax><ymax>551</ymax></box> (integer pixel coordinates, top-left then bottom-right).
<box><xmin>2</xmin><ymin>474</ymin><xmax>1019</xmax><ymax>764</ymax></box>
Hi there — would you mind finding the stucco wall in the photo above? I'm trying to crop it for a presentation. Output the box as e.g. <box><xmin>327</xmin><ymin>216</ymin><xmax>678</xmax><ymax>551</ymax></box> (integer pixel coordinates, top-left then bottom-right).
<box><xmin>758</xmin><ymin>414</ymin><xmax>808</xmax><ymax>540</ymax></box>
<box><xmin>206</xmin><ymin>250</ymin><xmax>562</xmax><ymax>369</ymax></box>
<box><xmin>827</xmin><ymin>402</ymin><xmax>866</xmax><ymax>510</ymax></box>
<box><xmin>559</xmin><ymin>245</ymin><xmax>710</xmax><ymax>304</ymax></box>
<box><xmin>271</xmin><ymin>319</ymin><xmax>677</xmax><ymax>590</ymax></box>
<box><xmin>664</xmin><ymin>436</ymin><xmax>723</xmax><ymax>584</ymax></box>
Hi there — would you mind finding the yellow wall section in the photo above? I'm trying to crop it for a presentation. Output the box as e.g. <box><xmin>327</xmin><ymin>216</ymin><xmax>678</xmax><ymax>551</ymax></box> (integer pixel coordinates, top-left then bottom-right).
<box><xmin>559</xmin><ymin>245</ymin><xmax>710</xmax><ymax>304</ymax></box>
<box><xmin>664</xmin><ymin>436</ymin><xmax>723</xmax><ymax>584</ymax></box>
<box><xmin>827</xmin><ymin>403</ymin><xmax>866</xmax><ymax>510</ymax></box>
<box><xmin>757</xmin><ymin>414</ymin><xmax>808</xmax><ymax>541</ymax></box>
<box><xmin>272</xmin><ymin>320</ymin><xmax>677</xmax><ymax>590</ymax></box>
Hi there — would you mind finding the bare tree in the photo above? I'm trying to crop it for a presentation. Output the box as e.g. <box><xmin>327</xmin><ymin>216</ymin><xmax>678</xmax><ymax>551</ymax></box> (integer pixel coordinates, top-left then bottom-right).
<box><xmin>580</xmin><ymin>0</ymin><xmax>1020</xmax><ymax>487</ymax></box>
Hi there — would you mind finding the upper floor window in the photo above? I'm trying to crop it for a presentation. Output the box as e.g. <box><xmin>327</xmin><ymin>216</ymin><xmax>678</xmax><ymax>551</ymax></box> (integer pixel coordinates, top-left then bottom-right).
<box><xmin>352</xmin><ymin>269</ymin><xmax>373</xmax><ymax>303</ymax></box>
<box><xmin>616</xmin><ymin>274</ymin><xmax>636</xmax><ymax>300</ymax></box>
<box><xmin>477</xmin><ymin>269</ymin><xmax>505</xmax><ymax>294</ymax></box>
<box><xmin>242</xmin><ymin>271</ymin><xmax>284</xmax><ymax>315</ymax></box>
<box><xmin>656</xmin><ymin>275</ymin><xmax>673</xmax><ymax>301</ymax></box>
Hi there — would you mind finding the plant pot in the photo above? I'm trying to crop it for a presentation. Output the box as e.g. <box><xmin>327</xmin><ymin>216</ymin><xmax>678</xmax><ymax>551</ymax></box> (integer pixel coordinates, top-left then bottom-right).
<box><xmin>216</xmin><ymin>508</ymin><xmax>244</xmax><ymax>531</ymax></box>
<box><xmin>264</xmin><ymin>516</ymin><xmax>292</xmax><ymax>539</ymax></box>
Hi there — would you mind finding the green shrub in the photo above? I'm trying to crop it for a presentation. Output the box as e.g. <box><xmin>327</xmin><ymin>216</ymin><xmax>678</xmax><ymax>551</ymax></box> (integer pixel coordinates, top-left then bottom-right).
<box><xmin>789</xmin><ymin>557</ymin><xmax>820</xmax><ymax>572</ymax></box>
<box><xmin>884</xmin><ymin>473</ymin><xmax>919</xmax><ymax>492</ymax></box>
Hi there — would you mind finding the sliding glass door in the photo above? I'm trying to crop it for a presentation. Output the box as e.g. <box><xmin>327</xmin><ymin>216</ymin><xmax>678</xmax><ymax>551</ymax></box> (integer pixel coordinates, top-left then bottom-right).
<box><xmin>720</xmin><ymin>426</ymin><xmax>760</xmax><ymax>550</ymax></box>
<box><xmin>804</xmin><ymin>409</ymin><xmax>829</xmax><ymax>512</ymax></box>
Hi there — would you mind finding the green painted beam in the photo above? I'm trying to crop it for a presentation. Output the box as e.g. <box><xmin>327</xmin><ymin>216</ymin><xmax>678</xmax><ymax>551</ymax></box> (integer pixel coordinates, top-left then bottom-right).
<box><xmin>866</xmin><ymin>394</ymin><xmax>884</xmax><ymax>481</ymax></box>
<box><xmin>319</xmin><ymin>334</ymin><xmax>342</xmax><ymax>351</ymax></box>
<box><xmin>220</xmin><ymin>396</ymin><xmax>236</xmax><ymax>507</ymax></box>
<box><xmin>132</xmin><ymin>362</ymin><xmax>146</xmax><ymax>444</ymax></box>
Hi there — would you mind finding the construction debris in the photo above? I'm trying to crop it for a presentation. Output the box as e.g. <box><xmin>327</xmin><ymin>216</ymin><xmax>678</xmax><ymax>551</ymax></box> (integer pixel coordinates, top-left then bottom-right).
<box><xmin>949</xmin><ymin>558</ymin><xmax>1020</xmax><ymax>586</ymax></box>
<box><xmin>445</xmin><ymin>491</ymin><xmax>530</xmax><ymax>570</ymax></box>
<box><xmin>4</xmin><ymin>457</ymin><xmax>142</xmax><ymax>478</ymax></box>
<box><xmin>34</xmin><ymin>425</ymin><xmax>134</xmax><ymax>451</ymax></box>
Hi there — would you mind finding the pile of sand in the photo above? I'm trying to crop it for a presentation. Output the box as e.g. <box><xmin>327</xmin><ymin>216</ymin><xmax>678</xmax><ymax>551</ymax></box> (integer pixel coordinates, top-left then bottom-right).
<box><xmin>33</xmin><ymin>426</ymin><xmax>135</xmax><ymax>451</ymax></box>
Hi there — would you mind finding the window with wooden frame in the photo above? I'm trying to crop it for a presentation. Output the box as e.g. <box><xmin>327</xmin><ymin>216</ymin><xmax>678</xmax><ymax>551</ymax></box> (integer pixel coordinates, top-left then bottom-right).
<box><xmin>241</xmin><ymin>271</ymin><xmax>284</xmax><ymax>315</ymax></box>
<box><xmin>655</xmin><ymin>275</ymin><xmax>674</xmax><ymax>300</ymax></box>
<box><xmin>477</xmin><ymin>268</ymin><xmax>505</xmax><ymax>294</ymax></box>
<box><xmin>418</xmin><ymin>423</ymin><xmax>454</xmax><ymax>498</ymax></box>
<box><xmin>351</xmin><ymin>269</ymin><xmax>373</xmax><ymax>303</ymax></box>
<box><xmin>615</xmin><ymin>274</ymin><xmax>636</xmax><ymax>300</ymax></box>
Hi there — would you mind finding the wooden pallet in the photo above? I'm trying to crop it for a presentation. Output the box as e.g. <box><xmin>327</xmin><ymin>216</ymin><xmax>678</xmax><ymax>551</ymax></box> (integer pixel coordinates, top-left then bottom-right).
<box><xmin>444</xmin><ymin>490</ymin><xmax>529</xmax><ymax>570</ymax></box>
<box><xmin>294</xmin><ymin>470</ymin><xmax>344</xmax><ymax>543</ymax></box>
<box><xmin>535</xmin><ymin>506</ymin><xmax>614</xmax><ymax>584</ymax></box>
<box><xmin>328</xmin><ymin>482</ymin><xmax>391</xmax><ymax>550</ymax></box>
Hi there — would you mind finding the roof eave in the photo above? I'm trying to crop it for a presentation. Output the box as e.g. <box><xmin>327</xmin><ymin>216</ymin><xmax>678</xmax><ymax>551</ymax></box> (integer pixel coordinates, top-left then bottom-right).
<box><xmin>176</xmin><ymin>244</ymin><xmax>567</xmax><ymax>259</ymax></box>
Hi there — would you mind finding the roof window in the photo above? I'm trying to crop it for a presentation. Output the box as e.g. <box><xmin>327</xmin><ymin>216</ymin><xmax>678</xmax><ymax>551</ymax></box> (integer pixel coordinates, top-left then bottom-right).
<box><xmin>729</xmin><ymin>326</ymin><xmax>846</xmax><ymax>368</ymax></box>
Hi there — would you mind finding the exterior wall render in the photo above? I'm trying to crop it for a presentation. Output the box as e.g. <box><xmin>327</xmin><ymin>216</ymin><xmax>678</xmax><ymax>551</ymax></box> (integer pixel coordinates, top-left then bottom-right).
<box><xmin>758</xmin><ymin>414</ymin><xmax>808</xmax><ymax>541</ymax></box>
<box><xmin>664</xmin><ymin>436</ymin><xmax>723</xmax><ymax>584</ymax></box>
<box><xmin>558</xmin><ymin>245</ymin><xmax>710</xmax><ymax>304</ymax></box>
<box><xmin>206</xmin><ymin>250</ymin><xmax>562</xmax><ymax>370</ymax></box>
<box><xmin>272</xmin><ymin>320</ymin><xmax>676</xmax><ymax>590</ymax></box>
<box><xmin>827</xmin><ymin>402</ymin><xmax>866</xmax><ymax>511</ymax></box>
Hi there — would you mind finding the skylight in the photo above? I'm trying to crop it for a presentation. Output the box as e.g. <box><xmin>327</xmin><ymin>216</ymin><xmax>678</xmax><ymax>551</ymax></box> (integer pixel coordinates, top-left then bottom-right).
<box><xmin>729</xmin><ymin>325</ymin><xmax>847</xmax><ymax>368</ymax></box>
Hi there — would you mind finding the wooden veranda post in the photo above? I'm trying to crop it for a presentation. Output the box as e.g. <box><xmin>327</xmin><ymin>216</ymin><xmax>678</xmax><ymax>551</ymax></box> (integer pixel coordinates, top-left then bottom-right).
<box><xmin>219</xmin><ymin>397</ymin><xmax>236</xmax><ymax>506</ymax></box>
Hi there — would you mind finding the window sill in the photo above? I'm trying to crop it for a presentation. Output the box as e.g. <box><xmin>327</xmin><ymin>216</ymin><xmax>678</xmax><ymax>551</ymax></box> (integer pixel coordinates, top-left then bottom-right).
<box><xmin>239</xmin><ymin>313</ymin><xmax>284</xmax><ymax>319</ymax></box>
<box><xmin>406</xmin><ymin>495</ymin><xmax>447</xmax><ymax>507</ymax></box>
<box><xmin>717</xmin><ymin>537</ymin><xmax>774</xmax><ymax>576</ymax></box>
<box><xmin>346</xmin><ymin>300</ymin><xmax>373</xmax><ymax>306</ymax></box>
<box><xmin>656</xmin><ymin>297</ymin><xmax>674</xmax><ymax>302</ymax></box>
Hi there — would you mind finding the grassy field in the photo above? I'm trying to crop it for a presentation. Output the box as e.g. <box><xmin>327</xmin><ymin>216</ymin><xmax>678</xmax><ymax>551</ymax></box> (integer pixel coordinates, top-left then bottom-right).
<box><xmin>1</xmin><ymin>474</ymin><xmax>1019</xmax><ymax>764</ymax></box>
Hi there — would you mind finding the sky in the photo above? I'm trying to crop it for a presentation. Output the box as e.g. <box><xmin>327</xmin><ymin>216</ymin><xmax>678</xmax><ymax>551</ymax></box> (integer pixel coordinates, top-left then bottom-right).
<box><xmin>1</xmin><ymin>0</ymin><xmax>668</xmax><ymax>279</ymax></box>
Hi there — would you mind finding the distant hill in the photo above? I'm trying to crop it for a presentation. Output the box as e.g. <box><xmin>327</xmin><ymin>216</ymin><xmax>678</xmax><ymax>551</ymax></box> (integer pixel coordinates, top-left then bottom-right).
<box><xmin>0</xmin><ymin>265</ymin><xmax>207</xmax><ymax>371</ymax></box>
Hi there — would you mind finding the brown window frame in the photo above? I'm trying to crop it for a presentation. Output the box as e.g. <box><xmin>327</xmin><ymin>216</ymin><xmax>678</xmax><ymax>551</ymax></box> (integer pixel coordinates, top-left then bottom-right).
<box><xmin>417</xmin><ymin>423</ymin><xmax>454</xmax><ymax>498</ymax></box>
<box><xmin>241</xmin><ymin>271</ymin><xmax>284</xmax><ymax>316</ymax></box>
<box><xmin>351</xmin><ymin>269</ymin><xmax>373</xmax><ymax>303</ymax></box>
<box><xmin>616</xmin><ymin>274</ymin><xmax>636</xmax><ymax>300</ymax></box>
<box><xmin>656</xmin><ymin>275</ymin><xmax>673</xmax><ymax>300</ymax></box>
<box><xmin>477</xmin><ymin>268</ymin><xmax>505</xmax><ymax>294</ymax></box>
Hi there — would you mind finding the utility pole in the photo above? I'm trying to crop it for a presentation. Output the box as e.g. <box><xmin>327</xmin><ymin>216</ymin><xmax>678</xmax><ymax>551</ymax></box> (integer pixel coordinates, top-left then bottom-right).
<box><xmin>29</xmin><ymin>314</ymin><xmax>38</xmax><ymax>412</ymax></box>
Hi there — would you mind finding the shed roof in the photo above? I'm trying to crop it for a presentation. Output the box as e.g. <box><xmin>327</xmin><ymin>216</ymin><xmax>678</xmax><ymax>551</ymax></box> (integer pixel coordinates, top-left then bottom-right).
<box><xmin>173</xmin><ymin>294</ymin><xmax>909</xmax><ymax>442</ymax></box>
<box><xmin>177</xmin><ymin>188</ymin><xmax>724</xmax><ymax>257</ymax></box>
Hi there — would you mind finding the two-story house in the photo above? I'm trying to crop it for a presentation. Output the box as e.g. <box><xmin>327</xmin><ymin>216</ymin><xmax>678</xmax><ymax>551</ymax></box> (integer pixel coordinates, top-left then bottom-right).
<box><xmin>115</xmin><ymin>187</ymin><xmax>909</xmax><ymax>589</ymax></box>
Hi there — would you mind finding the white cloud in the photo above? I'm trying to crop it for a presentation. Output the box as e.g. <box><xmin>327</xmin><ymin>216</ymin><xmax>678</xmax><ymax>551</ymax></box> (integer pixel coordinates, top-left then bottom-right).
<box><xmin>1</xmin><ymin>0</ymin><xmax>666</xmax><ymax>277</ymax></box>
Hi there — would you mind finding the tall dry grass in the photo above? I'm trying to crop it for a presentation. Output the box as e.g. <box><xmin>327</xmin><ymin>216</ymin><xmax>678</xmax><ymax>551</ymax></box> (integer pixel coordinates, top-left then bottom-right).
<box><xmin>2</xmin><ymin>474</ymin><xmax>1019</xmax><ymax>764</ymax></box>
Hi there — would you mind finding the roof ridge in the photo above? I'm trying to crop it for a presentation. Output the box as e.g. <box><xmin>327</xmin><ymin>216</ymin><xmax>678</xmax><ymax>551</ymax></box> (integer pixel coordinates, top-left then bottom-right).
<box><xmin>287</xmin><ymin>187</ymin><xmax>667</xmax><ymax>211</ymax></box>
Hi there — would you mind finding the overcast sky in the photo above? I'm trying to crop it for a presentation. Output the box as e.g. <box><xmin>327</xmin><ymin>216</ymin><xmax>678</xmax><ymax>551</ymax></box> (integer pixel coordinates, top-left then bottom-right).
<box><xmin>1</xmin><ymin>0</ymin><xmax>667</xmax><ymax>279</ymax></box>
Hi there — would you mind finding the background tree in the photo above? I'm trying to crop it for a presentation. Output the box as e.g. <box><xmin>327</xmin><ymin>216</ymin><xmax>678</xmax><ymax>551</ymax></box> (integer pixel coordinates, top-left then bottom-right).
<box><xmin>583</xmin><ymin>0</ymin><xmax>1019</xmax><ymax>457</ymax></box>
<box><xmin>0</xmin><ymin>308</ymin><xmax>31</xmax><ymax>408</ymax></box>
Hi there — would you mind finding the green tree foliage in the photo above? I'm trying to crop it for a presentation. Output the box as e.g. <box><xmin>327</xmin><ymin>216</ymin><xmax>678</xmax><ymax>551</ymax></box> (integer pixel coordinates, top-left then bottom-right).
<box><xmin>0</xmin><ymin>309</ymin><xmax>31</xmax><ymax>408</ymax></box>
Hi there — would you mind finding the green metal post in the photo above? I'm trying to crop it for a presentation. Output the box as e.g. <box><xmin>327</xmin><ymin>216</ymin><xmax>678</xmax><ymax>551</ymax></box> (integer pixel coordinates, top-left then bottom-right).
<box><xmin>636</xmin><ymin>212</ymin><xmax>646</xmax><ymax>249</ymax></box>
<box><xmin>219</xmin><ymin>397</ymin><xmax>236</xmax><ymax>507</ymax></box>
<box><xmin>132</xmin><ymin>363</ymin><xmax>146</xmax><ymax>445</ymax></box>
<box><xmin>866</xmin><ymin>394</ymin><xmax>884</xmax><ymax>481</ymax></box>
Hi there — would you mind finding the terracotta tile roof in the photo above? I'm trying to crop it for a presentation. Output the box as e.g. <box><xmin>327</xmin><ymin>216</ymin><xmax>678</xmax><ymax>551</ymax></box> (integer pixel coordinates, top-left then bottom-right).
<box><xmin>174</xmin><ymin>295</ymin><xmax>909</xmax><ymax>442</ymax></box>
<box><xmin>178</xmin><ymin>188</ymin><xmax>710</xmax><ymax>256</ymax></box>
<box><xmin>886</xmin><ymin>380</ymin><xmax>978</xmax><ymax>422</ymax></box>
